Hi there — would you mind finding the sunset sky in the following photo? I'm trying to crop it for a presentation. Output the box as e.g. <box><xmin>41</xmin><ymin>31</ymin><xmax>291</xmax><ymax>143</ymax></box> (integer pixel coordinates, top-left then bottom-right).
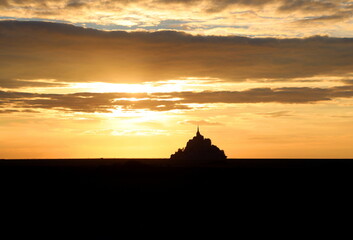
<box><xmin>1</xmin><ymin>0</ymin><xmax>353</xmax><ymax>158</ymax></box>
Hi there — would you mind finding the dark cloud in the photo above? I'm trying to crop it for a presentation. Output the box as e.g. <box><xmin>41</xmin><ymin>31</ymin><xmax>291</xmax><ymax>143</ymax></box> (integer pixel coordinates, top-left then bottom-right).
<box><xmin>342</xmin><ymin>79</ymin><xmax>353</xmax><ymax>85</ymax></box>
<box><xmin>257</xmin><ymin>111</ymin><xmax>293</xmax><ymax>117</ymax></box>
<box><xmin>153</xmin><ymin>0</ymin><xmax>275</xmax><ymax>12</ymax></box>
<box><xmin>277</xmin><ymin>0</ymin><xmax>353</xmax><ymax>26</ymax></box>
<box><xmin>1</xmin><ymin>0</ymin><xmax>132</xmax><ymax>9</ymax></box>
<box><xmin>157</xmin><ymin>0</ymin><xmax>351</xmax><ymax>14</ymax></box>
<box><xmin>1</xmin><ymin>0</ymin><xmax>351</xmax><ymax>15</ymax></box>
<box><xmin>1</xmin><ymin>21</ymin><xmax>353</xmax><ymax>85</ymax></box>
<box><xmin>0</xmin><ymin>0</ymin><xmax>9</xmax><ymax>7</ymax></box>
<box><xmin>0</xmin><ymin>79</ymin><xmax>67</xmax><ymax>89</ymax></box>
<box><xmin>1</xmin><ymin>85</ymin><xmax>353</xmax><ymax>114</ymax></box>
<box><xmin>0</xmin><ymin>90</ymin><xmax>40</xmax><ymax>99</ymax></box>
<box><xmin>204</xmin><ymin>0</ymin><xmax>275</xmax><ymax>12</ymax></box>
<box><xmin>0</xmin><ymin>91</ymin><xmax>188</xmax><ymax>113</ymax></box>
<box><xmin>278</xmin><ymin>0</ymin><xmax>338</xmax><ymax>13</ymax></box>
<box><xmin>66</xmin><ymin>1</ymin><xmax>87</xmax><ymax>8</ymax></box>
<box><xmin>0</xmin><ymin>109</ymin><xmax>20</xmax><ymax>114</ymax></box>
<box><xmin>162</xmin><ymin>86</ymin><xmax>353</xmax><ymax>104</ymax></box>
<box><xmin>0</xmin><ymin>109</ymin><xmax>38</xmax><ymax>114</ymax></box>
<box><xmin>295</xmin><ymin>11</ymin><xmax>353</xmax><ymax>24</ymax></box>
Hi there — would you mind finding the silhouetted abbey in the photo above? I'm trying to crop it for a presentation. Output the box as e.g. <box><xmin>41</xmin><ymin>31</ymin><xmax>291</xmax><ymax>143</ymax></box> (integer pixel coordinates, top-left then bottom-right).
<box><xmin>170</xmin><ymin>127</ymin><xmax>227</xmax><ymax>161</ymax></box>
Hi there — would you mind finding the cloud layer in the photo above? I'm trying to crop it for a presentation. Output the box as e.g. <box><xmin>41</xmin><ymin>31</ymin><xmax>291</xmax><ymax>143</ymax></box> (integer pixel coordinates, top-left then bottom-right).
<box><xmin>1</xmin><ymin>21</ymin><xmax>353</xmax><ymax>85</ymax></box>
<box><xmin>1</xmin><ymin>0</ymin><xmax>353</xmax><ymax>37</ymax></box>
<box><xmin>1</xmin><ymin>0</ymin><xmax>351</xmax><ymax>15</ymax></box>
<box><xmin>2</xmin><ymin>85</ymin><xmax>353</xmax><ymax>113</ymax></box>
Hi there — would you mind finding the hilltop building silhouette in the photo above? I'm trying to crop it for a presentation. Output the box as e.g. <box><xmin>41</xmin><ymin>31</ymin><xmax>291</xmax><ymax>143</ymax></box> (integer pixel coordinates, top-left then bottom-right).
<box><xmin>170</xmin><ymin>127</ymin><xmax>227</xmax><ymax>161</ymax></box>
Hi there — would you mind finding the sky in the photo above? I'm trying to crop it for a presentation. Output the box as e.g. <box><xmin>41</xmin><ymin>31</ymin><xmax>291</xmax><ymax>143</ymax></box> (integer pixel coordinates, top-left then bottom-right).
<box><xmin>1</xmin><ymin>0</ymin><xmax>353</xmax><ymax>158</ymax></box>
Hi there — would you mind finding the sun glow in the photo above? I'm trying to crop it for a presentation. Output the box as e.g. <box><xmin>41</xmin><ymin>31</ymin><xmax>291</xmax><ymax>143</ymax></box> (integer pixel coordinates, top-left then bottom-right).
<box><xmin>69</xmin><ymin>79</ymin><xmax>218</xmax><ymax>94</ymax></box>
<box><xmin>70</xmin><ymin>82</ymin><xmax>181</xmax><ymax>93</ymax></box>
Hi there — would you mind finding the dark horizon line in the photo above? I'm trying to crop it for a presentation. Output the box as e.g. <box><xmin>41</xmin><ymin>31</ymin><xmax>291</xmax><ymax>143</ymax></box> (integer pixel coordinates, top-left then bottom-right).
<box><xmin>1</xmin><ymin>158</ymin><xmax>352</xmax><ymax>160</ymax></box>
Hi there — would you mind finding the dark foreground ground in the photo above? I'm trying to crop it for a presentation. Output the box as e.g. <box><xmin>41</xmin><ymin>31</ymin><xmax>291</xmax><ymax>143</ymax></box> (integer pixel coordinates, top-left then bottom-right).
<box><xmin>1</xmin><ymin>158</ymin><xmax>352</xmax><ymax>238</ymax></box>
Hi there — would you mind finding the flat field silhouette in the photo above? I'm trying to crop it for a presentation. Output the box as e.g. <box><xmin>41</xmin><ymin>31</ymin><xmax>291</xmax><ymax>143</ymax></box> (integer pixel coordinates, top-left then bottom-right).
<box><xmin>1</xmin><ymin>158</ymin><xmax>352</xmax><ymax>197</ymax></box>
<box><xmin>1</xmin><ymin>158</ymin><xmax>352</xmax><ymax>238</ymax></box>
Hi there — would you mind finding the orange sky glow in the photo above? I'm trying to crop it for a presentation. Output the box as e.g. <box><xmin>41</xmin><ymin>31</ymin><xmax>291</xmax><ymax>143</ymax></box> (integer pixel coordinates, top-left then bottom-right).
<box><xmin>1</xmin><ymin>0</ymin><xmax>353</xmax><ymax>158</ymax></box>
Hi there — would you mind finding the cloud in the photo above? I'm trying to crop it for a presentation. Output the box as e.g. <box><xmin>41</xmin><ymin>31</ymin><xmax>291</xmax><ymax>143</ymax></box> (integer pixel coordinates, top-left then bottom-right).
<box><xmin>0</xmin><ymin>0</ymin><xmax>8</xmax><ymax>7</ymax></box>
<box><xmin>0</xmin><ymin>109</ymin><xmax>38</xmax><ymax>114</ymax></box>
<box><xmin>294</xmin><ymin>11</ymin><xmax>353</xmax><ymax>24</ymax></box>
<box><xmin>164</xmin><ymin>86</ymin><xmax>353</xmax><ymax>104</ymax></box>
<box><xmin>1</xmin><ymin>85</ymin><xmax>353</xmax><ymax>114</ymax></box>
<box><xmin>0</xmin><ymin>1</ymin><xmax>352</xmax><ymax>37</ymax></box>
<box><xmin>66</xmin><ymin>1</ymin><xmax>87</xmax><ymax>9</ymax></box>
<box><xmin>342</xmin><ymin>80</ymin><xmax>353</xmax><ymax>85</ymax></box>
<box><xmin>1</xmin><ymin>1</ymin><xmax>350</xmax><ymax>14</ymax></box>
<box><xmin>1</xmin><ymin>21</ymin><xmax>353</xmax><ymax>85</ymax></box>
<box><xmin>182</xmin><ymin>0</ymin><xmax>276</xmax><ymax>13</ymax></box>
<box><xmin>0</xmin><ymin>109</ymin><xmax>20</xmax><ymax>114</ymax></box>
<box><xmin>0</xmin><ymin>79</ymin><xmax>67</xmax><ymax>89</ymax></box>
<box><xmin>277</xmin><ymin>0</ymin><xmax>339</xmax><ymax>13</ymax></box>
<box><xmin>2</xmin><ymin>0</ymin><xmax>344</xmax><ymax>12</ymax></box>
<box><xmin>257</xmin><ymin>111</ymin><xmax>293</xmax><ymax>117</ymax></box>
<box><xmin>276</xmin><ymin>1</ymin><xmax>353</xmax><ymax>27</ymax></box>
<box><xmin>0</xmin><ymin>91</ymin><xmax>188</xmax><ymax>113</ymax></box>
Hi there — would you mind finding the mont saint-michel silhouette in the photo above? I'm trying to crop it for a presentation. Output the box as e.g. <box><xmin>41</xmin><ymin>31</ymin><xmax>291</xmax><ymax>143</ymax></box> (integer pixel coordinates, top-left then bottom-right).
<box><xmin>170</xmin><ymin>127</ymin><xmax>227</xmax><ymax>161</ymax></box>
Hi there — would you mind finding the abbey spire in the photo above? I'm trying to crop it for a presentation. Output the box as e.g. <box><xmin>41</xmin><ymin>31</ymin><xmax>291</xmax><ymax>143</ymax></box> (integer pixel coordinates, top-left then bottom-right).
<box><xmin>196</xmin><ymin>125</ymin><xmax>201</xmax><ymax>137</ymax></box>
<box><xmin>170</xmin><ymin>127</ymin><xmax>227</xmax><ymax>161</ymax></box>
